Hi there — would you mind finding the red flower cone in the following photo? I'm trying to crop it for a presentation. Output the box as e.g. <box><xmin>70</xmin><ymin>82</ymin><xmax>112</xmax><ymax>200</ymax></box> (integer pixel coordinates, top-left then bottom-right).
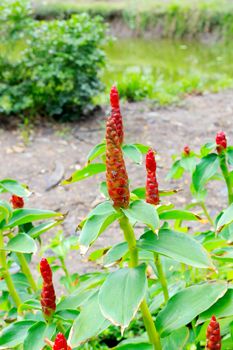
<box><xmin>106</xmin><ymin>116</ymin><xmax>129</xmax><ymax>208</ymax></box>
<box><xmin>10</xmin><ymin>195</ymin><xmax>24</xmax><ymax>209</ymax></box>
<box><xmin>110</xmin><ymin>85</ymin><xmax>124</xmax><ymax>145</ymax></box>
<box><xmin>216</xmin><ymin>131</ymin><xmax>227</xmax><ymax>154</ymax></box>
<box><xmin>40</xmin><ymin>258</ymin><xmax>56</xmax><ymax>321</ymax></box>
<box><xmin>183</xmin><ymin>145</ymin><xmax>190</xmax><ymax>156</ymax></box>
<box><xmin>145</xmin><ymin>149</ymin><xmax>159</xmax><ymax>205</ymax></box>
<box><xmin>53</xmin><ymin>333</ymin><xmax>71</xmax><ymax>350</ymax></box>
<box><xmin>206</xmin><ymin>315</ymin><xmax>221</xmax><ymax>350</ymax></box>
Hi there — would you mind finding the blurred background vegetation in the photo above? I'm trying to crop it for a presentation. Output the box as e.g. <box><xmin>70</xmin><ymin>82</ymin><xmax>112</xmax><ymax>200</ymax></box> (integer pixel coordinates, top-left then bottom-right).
<box><xmin>1</xmin><ymin>0</ymin><xmax>233</xmax><ymax>120</ymax></box>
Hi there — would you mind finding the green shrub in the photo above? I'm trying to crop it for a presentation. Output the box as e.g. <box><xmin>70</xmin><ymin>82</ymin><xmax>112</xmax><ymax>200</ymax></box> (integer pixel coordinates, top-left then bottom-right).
<box><xmin>0</xmin><ymin>0</ymin><xmax>107</xmax><ymax>119</ymax></box>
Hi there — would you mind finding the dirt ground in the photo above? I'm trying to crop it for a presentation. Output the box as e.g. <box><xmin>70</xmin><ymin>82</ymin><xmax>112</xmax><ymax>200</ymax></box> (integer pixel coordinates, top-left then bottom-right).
<box><xmin>1</xmin><ymin>90</ymin><xmax>233</xmax><ymax>279</ymax></box>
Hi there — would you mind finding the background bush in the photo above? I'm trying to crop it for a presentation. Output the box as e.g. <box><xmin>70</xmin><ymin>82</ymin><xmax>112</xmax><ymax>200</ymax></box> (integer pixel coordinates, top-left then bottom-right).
<box><xmin>0</xmin><ymin>0</ymin><xmax>107</xmax><ymax>119</ymax></box>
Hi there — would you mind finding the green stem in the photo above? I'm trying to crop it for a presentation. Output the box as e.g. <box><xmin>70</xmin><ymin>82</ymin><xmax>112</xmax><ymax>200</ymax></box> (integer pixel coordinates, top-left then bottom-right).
<box><xmin>219</xmin><ymin>152</ymin><xmax>233</xmax><ymax>205</ymax></box>
<box><xmin>200</xmin><ymin>201</ymin><xmax>214</xmax><ymax>226</ymax></box>
<box><xmin>60</xmin><ymin>256</ymin><xmax>73</xmax><ymax>291</ymax></box>
<box><xmin>16</xmin><ymin>253</ymin><xmax>37</xmax><ymax>292</ymax></box>
<box><xmin>0</xmin><ymin>231</ymin><xmax>22</xmax><ymax>307</ymax></box>
<box><xmin>154</xmin><ymin>253</ymin><xmax>169</xmax><ymax>303</ymax></box>
<box><xmin>119</xmin><ymin>214</ymin><xmax>162</xmax><ymax>350</ymax></box>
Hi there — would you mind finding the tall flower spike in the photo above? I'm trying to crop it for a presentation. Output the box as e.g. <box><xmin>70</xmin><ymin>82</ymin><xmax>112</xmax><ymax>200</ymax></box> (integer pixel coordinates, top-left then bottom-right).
<box><xmin>10</xmin><ymin>195</ymin><xmax>24</xmax><ymax>209</ymax></box>
<box><xmin>53</xmin><ymin>333</ymin><xmax>71</xmax><ymax>350</ymax></box>
<box><xmin>106</xmin><ymin>116</ymin><xmax>129</xmax><ymax>208</ymax></box>
<box><xmin>40</xmin><ymin>258</ymin><xmax>56</xmax><ymax>321</ymax></box>
<box><xmin>110</xmin><ymin>85</ymin><xmax>124</xmax><ymax>145</ymax></box>
<box><xmin>206</xmin><ymin>315</ymin><xmax>221</xmax><ymax>350</ymax></box>
<box><xmin>216</xmin><ymin>131</ymin><xmax>227</xmax><ymax>154</ymax></box>
<box><xmin>146</xmin><ymin>149</ymin><xmax>159</xmax><ymax>205</ymax></box>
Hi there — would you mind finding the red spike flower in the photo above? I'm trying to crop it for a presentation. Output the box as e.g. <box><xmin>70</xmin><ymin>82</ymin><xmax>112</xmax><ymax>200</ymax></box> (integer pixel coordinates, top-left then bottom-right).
<box><xmin>183</xmin><ymin>145</ymin><xmax>190</xmax><ymax>156</ymax></box>
<box><xmin>10</xmin><ymin>195</ymin><xmax>24</xmax><ymax>209</ymax></box>
<box><xmin>40</xmin><ymin>258</ymin><xmax>56</xmax><ymax>321</ymax></box>
<box><xmin>146</xmin><ymin>149</ymin><xmax>159</xmax><ymax>205</ymax></box>
<box><xmin>206</xmin><ymin>315</ymin><xmax>221</xmax><ymax>350</ymax></box>
<box><xmin>216</xmin><ymin>131</ymin><xmax>227</xmax><ymax>154</ymax></box>
<box><xmin>106</xmin><ymin>116</ymin><xmax>129</xmax><ymax>208</ymax></box>
<box><xmin>53</xmin><ymin>333</ymin><xmax>71</xmax><ymax>350</ymax></box>
<box><xmin>110</xmin><ymin>85</ymin><xmax>124</xmax><ymax>145</ymax></box>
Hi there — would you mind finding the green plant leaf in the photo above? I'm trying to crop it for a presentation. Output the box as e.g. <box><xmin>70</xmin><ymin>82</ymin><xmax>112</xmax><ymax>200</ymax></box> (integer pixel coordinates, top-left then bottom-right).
<box><xmin>99</xmin><ymin>264</ymin><xmax>147</xmax><ymax>331</ymax></box>
<box><xmin>1</xmin><ymin>233</ymin><xmax>37</xmax><ymax>253</ymax></box>
<box><xmin>162</xmin><ymin>327</ymin><xmax>189</xmax><ymax>350</ymax></box>
<box><xmin>24</xmin><ymin>322</ymin><xmax>56</xmax><ymax>350</ymax></box>
<box><xmin>159</xmin><ymin>209</ymin><xmax>202</xmax><ymax>221</ymax></box>
<box><xmin>0</xmin><ymin>179</ymin><xmax>29</xmax><ymax>197</ymax></box>
<box><xmin>192</xmin><ymin>153</ymin><xmax>219</xmax><ymax>192</ymax></box>
<box><xmin>0</xmin><ymin>321</ymin><xmax>35</xmax><ymax>348</ymax></box>
<box><xmin>87</xmin><ymin>201</ymin><xmax>115</xmax><ymax>217</ymax></box>
<box><xmin>56</xmin><ymin>289</ymin><xmax>96</xmax><ymax>311</ymax></box>
<box><xmin>227</xmin><ymin>147</ymin><xmax>233</xmax><ymax>166</ymax></box>
<box><xmin>166</xmin><ymin>160</ymin><xmax>184</xmax><ymax>180</ymax></box>
<box><xmin>103</xmin><ymin>242</ymin><xmax>128</xmax><ymax>266</ymax></box>
<box><xmin>216</xmin><ymin>204</ymin><xmax>233</xmax><ymax>232</ymax></box>
<box><xmin>28</xmin><ymin>220</ymin><xmax>62</xmax><ymax>239</ymax></box>
<box><xmin>122</xmin><ymin>144</ymin><xmax>142</xmax><ymax>164</ymax></box>
<box><xmin>133</xmin><ymin>143</ymin><xmax>150</xmax><ymax>154</ymax></box>
<box><xmin>156</xmin><ymin>281</ymin><xmax>227</xmax><ymax>337</ymax></box>
<box><xmin>180</xmin><ymin>156</ymin><xmax>197</xmax><ymax>173</ymax></box>
<box><xmin>115</xmin><ymin>342</ymin><xmax>152</xmax><ymax>350</ymax></box>
<box><xmin>137</xmin><ymin>229</ymin><xmax>213</xmax><ymax>268</ymax></box>
<box><xmin>0</xmin><ymin>200</ymin><xmax>12</xmax><ymax>224</ymax></box>
<box><xmin>62</xmin><ymin>163</ymin><xmax>106</xmax><ymax>184</ymax></box>
<box><xmin>131</xmin><ymin>187</ymin><xmax>180</xmax><ymax>200</ymax></box>
<box><xmin>123</xmin><ymin>200</ymin><xmax>159</xmax><ymax>232</ymax></box>
<box><xmin>87</xmin><ymin>142</ymin><xmax>106</xmax><ymax>163</ymax></box>
<box><xmin>69</xmin><ymin>291</ymin><xmax>110</xmax><ymax>347</ymax></box>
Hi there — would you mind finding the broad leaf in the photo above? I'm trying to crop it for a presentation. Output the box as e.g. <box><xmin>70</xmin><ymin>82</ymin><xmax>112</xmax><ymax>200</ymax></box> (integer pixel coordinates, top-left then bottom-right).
<box><xmin>216</xmin><ymin>204</ymin><xmax>233</xmax><ymax>232</ymax></box>
<box><xmin>180</xmin><ymin>156</ymin><xmax>197</xmax><ymax>173</ymax></box>
<box><xmin>24</xmin><ymin>322</ymin><xmax>56</xmax><ymax>350</ymax></box>
<box><xmin>0</xmin><ymin>321</ymin><xmax>35</xmax><ymax>348</ymax></box>
<box><xmin>62</xmin><ymin>163</ymin><xmax>106</xmax><ymax>184</ymax></box>
<box><xmin>123</xmin><ymin>200</ymin><xmax>159</xmax><ymax>232</ymax></box>
<box><xmin>137</xmin><ymin>229</ymin><xmax>213</xmax><ymax>268</ymax></box>
<box><xmin>133</xmin><ymin>143</ymin><xmax>150</xmax><ymax>154</ymax></box>
<box><xmin>56</xmin><ymin>289</ymin><xmax>96</xmax><ymax>311</ymax></box>
<box><xmin>103</xmin><ymin>242</ymin><xmax>128</xmax><ymax>266</ymax></box>
<box><xmin>28</xmin><ymin>220</ymin><xmax>62</xmax><ymax>239</ymax></box>
<box><xmin>87</xmin><ymin>142</ymin><xmax>106</xmax><ymax>163</ymax></box>
<box><xmin>192</xmin><ymin>153</ymin><xmax>219</xmax><ymax>192</ymax></box>
<box><xmin>166</xmin><ymin>160</ymin><xmax>184</xmax><ymax>180</ymax></box>
<box><xmin>69</xmin><ymin>291</ymin><xmax>110</xmax><ymax>347</ymax></box>
<box><xmin>227</xmin><ymin>147</ymin><xmax>233</xmax><ymax>166</ymax></box>
<box><xmin>162</xmin><ymin>327</ymin><xmax>189</xmax><ymax>350</ymax></box>
<box><xmin>123</xmin><ymin>144</ymin><xmax>142</xmax><ymax>164</ymax></box>
<box><xmin>159</xmin><ymin>209</ymin><xmax>202</xmax><ymax>221</ymax></box>
<box><xmin>0</xmin><ymin>200</ymin><xmax>12</xmax><ymax>224</ymax></box>
<box><xmin>99</xmin><ymin>264</ymin><xmax>147</xmax><ymax>330</ymax></box>
<box><xmin>0</xmin><ymin>179</ymin><xmax>29</xmax><ymax>197</ymax></box>
<box><xmin>131</xmin><ymin>187</ymin><xmax>180</xmax><ymax>200</ymax></box>
<box><xmin>2</xmin><ymin>233</ymin><xmax>37</xmax><ymax>253</ymax></box>
<box><xmin>156</xmin><ymin>281</ymin><xmax>227</xmax><ymax>337</ymax></box>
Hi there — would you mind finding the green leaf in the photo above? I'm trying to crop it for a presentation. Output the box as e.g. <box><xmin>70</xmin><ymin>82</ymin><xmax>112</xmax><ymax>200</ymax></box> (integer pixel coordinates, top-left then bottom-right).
<box><xmin>116</xmin><ymin>342</ymin><xmax>152</xmax><ymax>350</ymax></box>
<box><xmin>0</xmin><ymin>179</ymin><xmax>29</xmax><ymax>197</ymax></box>
<box><xmin>137</xmin><ymin>229</ymin><xmax>213</xmax><ymax>268</ymax></box>
<box><xmin>62</xmin><ymin>163</ymin><xmax>106</xmax><ymax>184</ymax></box>
<box><xmin>180</xmin><ymin>156</ymin><xmax>197</xmax><ymax>173</ymax></box>
<box><xmin>69</xmin><ymin>291</ymin><xmax>110</xmax><ymax>347</ymax></box>
<box><xmin>227</xmin><ymin>147</ymin><xmax>233</xmax><ymax>166</ymax></box>
<box><xmin>156</xmin><ymin>281</ymin><xmax>227</xmax><ymax>337</ymax></box>
<box><xmin>122</xmin><ymin>144</ymin><xmax>142</xmax><ymax>164</ymax></box>
<box><xmin>0</xmin><ymin>200</ymin><xmax>12</xmax><ymax>224</ymax></box>
<box><xmin>216</xmin><ymin>204</ymin><xmax>233</xmax><ymax>233</ymax></box>
<box><xmin>99</xmin><ymin>181</ymin><xmax>109</xmax><ymax>199</ymax></box>
<box><xmin>133</xmin><ymin>143</ymin><xmax>150</xmax><ymax>154</ymax></box>
<box><xmin>24</xmin><ymin>322</ymin><xmax>56</xmax><ymax>350</ymax></box>
<box><xmin>166</xmin><ymin>160</ymin><xmax>184</xmax><ymax>180</ymax></box>
<box><xmin>0</xmin><ymin>321</ymin><xmax>35</xmax><ymax>348</ymax></box>
<box><xmin>56</xmin><ymin>289</ymin><xmax>96</xmax><ymax>311</ymax></box>
<box><xmin>159</xmin><ymin>209</ymin><xmax>202</xmax><ymax>221</ymax></box>
<box><xmin>131</xmin><ymin>188</ymin><xmax>180</xmax><ymax>200</ymax></box>
<box><xmin>198</xmin><ymin>289</ymin><xmax>233</xmax><ymax>324</ymax></box>
<box><xmin>99</xmin><ymin>264</ymin><xmax>147</xmax><ymax>330</ymax></box>
<box><xmin>123</xmin><ymin>200</ymin><xmax>159</xmax><ymax>232</ymax></box>
<box><xmin>1</xmin><ymin>233</ymin><xmax>37</xmax><ymax>253</ymax></box>
<box><xmin>200</xmin><ymin>142</ymin><xmax>216</xmax><ymax>157</ymax></box>
<box><xmin>4</xmin><ymin>209</ymin><xmax>61</xmax><ymax>229</ymax></box>
<box><xmin>103</xmin><ymin>242</ymin><xmax>128</xmax><ymax>266</ymax></box>
<box><xmin>192</xmin><ymin>153</ymin><xmax>219</xmax><ymax>192</ymax></box>
<box><xmin>28</xmin><ymin>220</ymin><xmax>62</xmax><ymax>239</ymax></box>
<box><xmin>87</xmin><ymin>142</ymin><xmax>106</xmax><ymax>163</ymax></box>
<box><xmin>162</xmin><ymin>327</ymin><xmax>189</xmax><ymax>350</ymax></box>
<box><xmin>87</xmin><ymin>201</ymin><xmax>115</xmax><ymax>217</ymax></box>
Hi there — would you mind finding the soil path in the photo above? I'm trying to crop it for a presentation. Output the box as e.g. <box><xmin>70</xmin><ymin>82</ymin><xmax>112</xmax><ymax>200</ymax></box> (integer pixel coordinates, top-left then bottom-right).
<box><xmin>1</xmin><ymin>90</ymin><xmax>233</xmax><ymax>277</ymax></box>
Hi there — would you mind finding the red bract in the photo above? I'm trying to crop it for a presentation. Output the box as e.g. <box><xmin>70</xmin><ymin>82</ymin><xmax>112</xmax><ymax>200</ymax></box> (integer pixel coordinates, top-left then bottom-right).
<box><xmin>146</xmin><ymin>149</ymin><xmax>159</xmax><ymax>205</ymax></box>
<box><xmin>106</xmin><ymin>116</ymin><xmax>130</xmax><ymax>208</ymax></box>
<box><xmin>40</xmin><ymin>258</ymin><xmax>56</xmax><ymax>321</ymax></box>
<box><xmin>216</xmin><ymin>131</ymin><xmax>227</xmax><ymax>154</ymax></box>
<box><xmin>10</xmin><ymin>195</ymin><xmax>24</xmax><ymax>209</ymax></box>
<box><xmin>110</xmin><ymin>85</ymin><xmax>124</xmax><ymax>145</ymax></box>
<box><xmin>53</xmin><ymin>333</ymin><xmax>71</xmax><ymax>350</ymax></box>
<box><xmin>183</xmin><ymin>145</ymin><xmax>190</xmax><ymax>156</ymax></box>
<box><xmin>206</xmin><ymin>315</ymin><xmax>221</xmax><ymax>350</ymax></box>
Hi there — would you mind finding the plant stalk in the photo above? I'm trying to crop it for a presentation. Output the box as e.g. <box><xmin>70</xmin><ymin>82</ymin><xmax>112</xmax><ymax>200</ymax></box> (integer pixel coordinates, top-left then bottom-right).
<box><xmin>59</xmin><ymin>256</ymin><xmax>73</xmax><ymax>291</ymax></box>
<box><xmin>16</xmin><ymin>253</ymin><xmax>37</xmax><ymax>292</ymax></box>
<box><xmin>154</xmin><ymin>253</ymin><xmax>169</xmax><ymax>303</ymax></box>
<box><xmin>119</xmin><ymin>214</ymin><xmax>162</xmax><ymax>350</ymax></box>
<box><xmin>219</xmin><ymin>152</ymin><xmax>233</xmax><ymax>205</ymax></box>
<box><xmin>200</xmin><ymin>201</ymin><xmax>214</xmax><ymax>226</ymax></box>
<box><xmin>0</xmin><ymin>231</ymin><xmax>22</xmax><ymax>307</ymax></box>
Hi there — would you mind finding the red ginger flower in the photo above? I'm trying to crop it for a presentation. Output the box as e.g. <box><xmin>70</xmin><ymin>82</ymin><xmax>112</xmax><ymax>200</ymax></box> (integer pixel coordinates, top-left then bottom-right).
<box><xmin>40</xmin><ymin>258</ymin><xmax>56</xmax><ymax>321</ymax></box>
<box><xmin>146</xmin><ymin>149</ymin><xmax>159</xmax><ymax>205</ymax></box>
<box><xmin>53</xmin><ymin>333</ymin><xmax>71</xmax><ymax>350</ymax></box>
<box><xmin>106</xmin><ymin>116</ymin><xmax>129</xmax><ymax>208</ymax></box>
<box><xmin>183</xmin><ymin>145</ymin><xmax>190</xmax><ymax>156</ymax></box>
<box><xmin>206</xmin><ymin>315</ymin><xmax>221</xmax><ymax>350</ymax></box>
<box><xmin>10</xmin><ymin>195</ymin><xmax>24</xmax><ymax>209</ymax></box>
<box><xmin>110</xmin><ymin>85</ymin><xmax>124</xmax><ymax>145</ymax></box>
<box><xmin>216</xmin><ymin>131</ymin><xmax>227</xmax><ymax>154</ymax></box>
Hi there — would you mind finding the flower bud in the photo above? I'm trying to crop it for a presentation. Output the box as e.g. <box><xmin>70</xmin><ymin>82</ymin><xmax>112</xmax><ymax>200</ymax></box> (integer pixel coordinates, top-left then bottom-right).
<box><xmin>183</xmin><ymin>145</ymin><xmax>190</xmax><ymax>156</ymax></box>
<box><xmin>10</xmin><ymin>195</ymin><xmax>24</xmax><ymax>209</ymax></box>
<box><xmin>40</xmin><ymin>258</ymin><xmax>56</xmax><ymax>321</ymax></box>
<box><xmin>206</xmin><ymin>315</ymin><xmax>221</xmax><ymax>349</ymax></box>
<box><xmin>216</xmin><ymin>131</ymin><xmax>227</xmax><ymax>154</ymax></box>
<box><xmin>53</xmin><ymin>333</ymin><xmax>71</xmax><ymax>350</ymax></box>
<box><xmin>106</xmin><ymin>116</ymin><xmax>129</xmax><ymax>208</ymax></box>
<box><xmin>110</xmin><ymin>85</ymin><xmax>124</xmax><ymax>145</ymax></box>
<box><xmin>146</xmin><ymin>149</ymin><xmax>159</xmax><ymax>205</ymax></box>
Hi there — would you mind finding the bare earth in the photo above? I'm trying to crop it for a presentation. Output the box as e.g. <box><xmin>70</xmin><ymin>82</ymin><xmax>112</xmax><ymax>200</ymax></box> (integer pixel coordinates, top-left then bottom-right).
<box><xmin>1</xmin><ymin>91</ymin><xmax>233</xmax><ymax>277</ymax></box>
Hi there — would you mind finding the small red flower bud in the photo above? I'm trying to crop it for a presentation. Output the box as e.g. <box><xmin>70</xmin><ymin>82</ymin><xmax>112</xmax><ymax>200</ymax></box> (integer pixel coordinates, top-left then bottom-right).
<box><xmin>206</xmin><ymin>316</ymin><xmax>221</xmax><ymax>350</ymax></box>
<box><xmin>110</xmin><ymin>85</ymin><xmax>124</xmax><ymax>145</ymax></box>
<box><xmin>53</xmin><ymin>333</ymin><xmax>71</xmax><ymax>350</ymax></box>
<box><xmin>10</xmin><ymin>195</ymin><xmax>24</xmax><ymax>209</ymax></box>
<box><xmin>40</xmin><ymin>258</ymin><xmax>56</xmax><ymax>321</ymax></box>
<box><xmin>216</xmin><ymin>131</ymin><xmax>227</xmax><ymax>154</ymax></box>
<box><xmin>183</xmin><ymin>145</ymin><xmax>190</xmax><ymax>156</ymax></box>
<box><xmin>146</xmin><ymin>149</ymin><xmax>159</xmax><ymax>205</ymax></box>
<box><xmin>106</xmin><ymin>116</ymin><xmax>129</xmax><ymax>208</ymax></box>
